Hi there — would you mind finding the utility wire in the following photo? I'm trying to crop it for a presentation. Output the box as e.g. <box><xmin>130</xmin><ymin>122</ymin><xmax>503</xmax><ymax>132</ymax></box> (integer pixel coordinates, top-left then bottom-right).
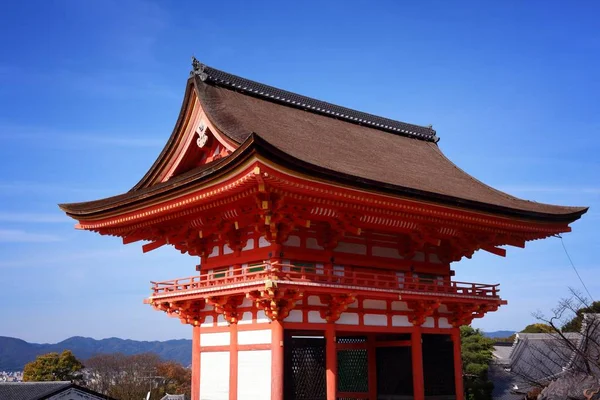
<box><xmin>555</xmin><ymin>234</ymin><xmax>594</xmax><ymax>302</ymax></box>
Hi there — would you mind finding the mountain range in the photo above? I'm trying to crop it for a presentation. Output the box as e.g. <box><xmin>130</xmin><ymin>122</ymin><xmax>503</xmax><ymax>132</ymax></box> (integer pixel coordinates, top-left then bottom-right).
<box><xmin>0</xmin><ymin>336</ymin><xmax>192</xmax><ymax>371</ymax></box>
<box><xmin>0</xmin><ymin>331</ymin><xmax>516</xmax><ymax>371</ymax></box>
<box><xmin>482</xmin><ymin>330</ymin><xmax>515</xmax><ymax>338</ymax></box>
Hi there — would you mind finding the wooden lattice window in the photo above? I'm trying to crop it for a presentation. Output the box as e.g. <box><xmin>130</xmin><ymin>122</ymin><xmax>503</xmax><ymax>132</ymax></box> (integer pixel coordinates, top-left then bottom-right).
<box><xmin>291</xmin><ymin>261</ymin><xmax>316</xmax><ymax>274</ymax></box>
<box><xmin>247</xmin><ymin>263</ymin><xmax>265</xmax><ymax>273</ymax></box>
<box><xmin>212</xmin><ymin>268</ymin><xmax>228</xmax><ymax>279</ymax></box>
<box><xmin>416</xmin><ymin>273</ymin><xmax>443</xmax><ymax>285</ymax></box>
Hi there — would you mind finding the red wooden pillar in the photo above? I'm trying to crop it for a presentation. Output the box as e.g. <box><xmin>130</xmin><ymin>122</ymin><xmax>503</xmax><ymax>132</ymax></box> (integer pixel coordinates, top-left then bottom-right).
<box><xmin>325</xmin><ymin>323</ymin><xmax>337</xmax><ymax>400</ymax></box>
<box><xmin>452</xmin><ymin>328</ymin><xmax>464</xmax><ymax>400</ymax></box>
<box><xmin>367</xmin><ymin>334</ymin><xmax>377</xmax><ymax>400</ymax></box>
<box><xmin>271</xmin><ymin>319</ymin><xmax>284</xmax><ymax>400</ymax></box>
<box><xmin>229</xmin><ymin>323</ymin><xmax>238</xmax><ymax>400</ymax></box>
<box><xmin>411</xmin><ymin>327</ymin><xmax>425</xmax><ymax>400</ymax></box>
<box><xmin>191</xmin><ymin>325</ymin><xmax>201</xmax><ymax>400</ymax></box>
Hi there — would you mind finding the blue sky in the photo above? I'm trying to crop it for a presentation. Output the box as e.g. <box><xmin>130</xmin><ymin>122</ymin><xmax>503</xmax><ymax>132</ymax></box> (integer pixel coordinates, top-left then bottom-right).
<box><xmin>1</xmin><ymin>0</ymin><xmax>598</xmax><ymax>343</ymax></box>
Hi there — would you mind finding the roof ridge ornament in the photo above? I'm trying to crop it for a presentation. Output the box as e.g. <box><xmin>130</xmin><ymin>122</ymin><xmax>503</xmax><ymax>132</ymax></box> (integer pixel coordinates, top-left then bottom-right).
<box><xmin>191</xmin><ymin>56</ymin><xmax>208</xmax><ymax>81</ymax></box>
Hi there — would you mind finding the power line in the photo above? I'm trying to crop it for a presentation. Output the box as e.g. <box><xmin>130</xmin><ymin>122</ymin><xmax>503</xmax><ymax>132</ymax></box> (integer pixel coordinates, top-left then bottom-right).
<box><xmin>555</xmin><ymin>234</ymin><xmax>594</xmax><ymax>302</ymax></box>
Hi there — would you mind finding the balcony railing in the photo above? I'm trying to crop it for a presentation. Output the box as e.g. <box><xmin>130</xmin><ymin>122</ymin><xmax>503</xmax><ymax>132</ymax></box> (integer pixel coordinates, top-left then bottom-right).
<box><xmin>149</xmin><ymin>262</ymin><xmax>501</xmax><ymax>300</ymax></box>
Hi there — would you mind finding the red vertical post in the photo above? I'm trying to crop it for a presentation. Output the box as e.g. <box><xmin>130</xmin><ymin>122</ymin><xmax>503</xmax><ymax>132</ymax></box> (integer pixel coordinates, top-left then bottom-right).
<box><xmin>367</xmin><ymin>334</ymin><xmax>377</xmax><ymax>400</ymax></box>
<box><xmin>411</xmin><ymin>327</ymin><xmax>425</xmax><ymax>400</ymax></box>
<box><xmin>191</xmin><ymin>325</ymin><xmax>201</xmax><ymax>400</ymax></box>
<box><xmin>325</xmin><ymin>323</ymin><xmax>337</xmax><ymax>400</ymax></box>
<box><xmin>271</xmin><ymin>319</ymin><xmax>284</xmax><ymax>400</ymax></box>
<box><xmin>229</xmin><ymin>323</ymin><xmax>238</xmax><ymax>400</ymax></box>
<box><xmin>452</xmin><ymin>328</ymin><xmax>464</xmax><ymax>400</ymax></box>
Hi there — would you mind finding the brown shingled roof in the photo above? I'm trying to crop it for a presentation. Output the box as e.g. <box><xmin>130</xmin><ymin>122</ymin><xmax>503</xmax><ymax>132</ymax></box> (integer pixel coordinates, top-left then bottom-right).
<box><xmin>59</xmin><ymin>61</ymin><xmax>587</xmax><ymax>223</ymax></box>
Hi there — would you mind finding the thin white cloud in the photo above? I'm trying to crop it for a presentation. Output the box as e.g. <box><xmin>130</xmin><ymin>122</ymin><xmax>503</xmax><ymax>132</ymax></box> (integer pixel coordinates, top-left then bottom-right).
<box><xmin>0</xmin><ymin>181</ymin><xmax>112</xmax><ymax>196</ymax></box>
<box><xmin>0</xmin><ymin>212</ymin><xmax>71</xmax><ymax>223</ymax></box>
<box><xmin>0</xmin><ymin>123</ymin><xmax>163</xmax><ymax>148</ymax></box>
<box><xmin>0</xmin><ymin>229</ymin><xmax>62</xmax><ymax>243</ymax></box>
<box><xmin>0</xmin><ymin>248</ymin><xmax>134</xmax><ymax>268</ymax></box>
<box><xmin>498</xmin><ymin>185</ymin><xmax>600</xmax><ymax>194</ymax></box>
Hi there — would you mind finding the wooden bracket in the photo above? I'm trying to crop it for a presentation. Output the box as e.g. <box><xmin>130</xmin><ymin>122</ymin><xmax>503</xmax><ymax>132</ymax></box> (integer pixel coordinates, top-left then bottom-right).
<box><xmin>406</xmin><ymin>300</ymin><xmax>440</xmax><ymax>326</ymax></box>
<box><xmin>207</xmin><ymin>295</ymin><xmax>244</xmax><ymax>324</ymax></box>
<box><xmin>319</xmin><ymin>293</ymin><xmax>356</xmax><ymax>323</ymax></box>
<box><xmin>247</xmin><ymin>286</ymin><xmax>303</xmax><ymax>321</ymax></box>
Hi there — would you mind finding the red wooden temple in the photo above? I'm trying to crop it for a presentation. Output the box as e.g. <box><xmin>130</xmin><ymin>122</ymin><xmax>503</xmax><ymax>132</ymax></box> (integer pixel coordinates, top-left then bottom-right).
<box><xmin>60</xmin><ymin>59</ymin><xmax>587</xmax><ymax>400</ymax></box>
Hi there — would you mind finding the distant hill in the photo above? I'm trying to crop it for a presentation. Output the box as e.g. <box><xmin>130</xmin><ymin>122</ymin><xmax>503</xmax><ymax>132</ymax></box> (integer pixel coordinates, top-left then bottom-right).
<box><xmin>483</xmin><ymin>330</ymin><xmax>515</xmax><ymax>339</ymax></box>
<box><xmin>0</xmin><ymin>336</ymin><xmax>192</xmax><ymax>371</ymax></box>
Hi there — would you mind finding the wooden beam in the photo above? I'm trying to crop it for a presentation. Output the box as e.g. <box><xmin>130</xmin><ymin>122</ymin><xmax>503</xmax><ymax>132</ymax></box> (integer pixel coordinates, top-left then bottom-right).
<box><xmin>123</xmin><ymin>235</ymin><xmax>145</xmax><ymax>245</ymax></box>
<box><xmin>142</xmin><ymin>239</ymin><xmax>167</xmax><ymax>253</ymax></box>
<box><xmin>481</xmin><ymin>245</ymin><xmax>506</xmax><ymax>257</ymax></box>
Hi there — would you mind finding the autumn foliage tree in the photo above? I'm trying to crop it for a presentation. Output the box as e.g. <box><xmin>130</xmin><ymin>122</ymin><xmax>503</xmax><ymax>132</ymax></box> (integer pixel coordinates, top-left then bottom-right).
<box><xmin>85</xmin><ymin>353</ymin><xmax>190</xmax><ymax>400</ymax></box>
<box><xmin>23</xmin><ymin>350</ymin><xmax>84</xmax><ymax>383</ymax></box>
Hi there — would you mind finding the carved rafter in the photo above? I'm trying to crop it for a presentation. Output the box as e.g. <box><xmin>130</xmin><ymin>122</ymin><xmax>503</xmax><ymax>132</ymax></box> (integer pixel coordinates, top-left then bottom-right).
<box><xmin>446</xmin><ymin>303</ymin><xmax>499</xmax><ymax>327</ymax></box>
<box><xmin>152</xmin><ymin>299</ymin><xmax>206</xmax><ymax>326</ymax></box>
<box><xmin>398</xmin><ymin>225</ymin><xmax>441</xmax><ymax>259</ymax></box>
<box><xmin>319</xmin><ymin>293</ymin><xmax>356</xmax><ymax>323</ymax></box>
<box><xmin>406</xmin><ymin>299</ymin><xmax>440</xmax><ymax>326</ymax></box>
<box><xmin>206</xmin><ymin>295</ymin><xmax>244</xmax><ymax>324</ymax></box>
<box><xmin>247</xmin><ymin>283</ymin><xmax>303</xmax><ymax>321</ymax></box>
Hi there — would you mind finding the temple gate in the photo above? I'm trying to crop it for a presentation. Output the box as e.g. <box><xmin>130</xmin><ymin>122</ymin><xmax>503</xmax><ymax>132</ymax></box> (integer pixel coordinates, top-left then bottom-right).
<box><xmin>60</xmin><ymin>59</ymin><xmax>587</xmax><ymax>400</ymax></box>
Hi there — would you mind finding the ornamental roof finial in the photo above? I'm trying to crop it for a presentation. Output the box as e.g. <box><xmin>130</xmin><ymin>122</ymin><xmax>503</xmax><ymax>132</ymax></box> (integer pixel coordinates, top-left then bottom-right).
<box><xmin>190</xmin><ymin>56</ymin><xmax>208</xmax><ymax>80</ymax></box>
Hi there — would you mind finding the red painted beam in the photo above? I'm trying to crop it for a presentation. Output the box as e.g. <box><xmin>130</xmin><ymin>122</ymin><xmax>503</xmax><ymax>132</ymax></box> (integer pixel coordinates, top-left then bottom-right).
<box><xmin>481</xmin><ymin>245</ymin><xmax>506</xmax><ymax>257</ymax></box>
<box><xmin>142</xmin><ymin>239</ymin><xmax>167</xmax><ymax>253</ymax></box>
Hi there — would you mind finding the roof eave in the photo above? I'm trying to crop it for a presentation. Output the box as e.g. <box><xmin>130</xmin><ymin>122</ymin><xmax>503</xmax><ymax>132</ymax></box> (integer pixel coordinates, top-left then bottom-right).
<box><xmin>59</xmin><ymin>132</ymin><xmax>588</xmax><ymax>224</ymax></box>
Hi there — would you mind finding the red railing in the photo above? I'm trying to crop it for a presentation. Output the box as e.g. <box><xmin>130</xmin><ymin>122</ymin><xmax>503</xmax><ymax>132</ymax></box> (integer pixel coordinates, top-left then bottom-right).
<box><xmin>150</xmin><ymin>262</ymin><xmax>500</xmax><ymax>299</ymax></box>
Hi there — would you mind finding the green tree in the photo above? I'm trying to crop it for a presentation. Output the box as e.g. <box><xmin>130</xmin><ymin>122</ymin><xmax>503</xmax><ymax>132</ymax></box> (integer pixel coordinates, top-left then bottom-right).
<box><xmin>561</xmin><ymin>300</ymin><xmax>600</xmax><ymax>332</ymax></box>
<box><xmin>23</xmin><ymin>350</ymin><xmax>84</xmax><ymax>382</ymax></box>
<box><xmin>461</xmin><ymin>326</ymin><xmax>495</xmax><ymax>400</ymax></box>
<box><xmin>520</xmin><ymin>323</ymin><xmax>553</xmax><ymax>333</ymax></box>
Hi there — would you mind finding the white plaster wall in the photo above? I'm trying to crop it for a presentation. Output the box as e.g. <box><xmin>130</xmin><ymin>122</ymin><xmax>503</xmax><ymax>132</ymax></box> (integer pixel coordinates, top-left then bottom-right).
<box><xmin>438</xmin><ymin>304</ymin><xmax>449</xmax><ymax>313</ymax></box>
<box><xmin>363</xmin><ymin>299</ymin><xmax>387</xmax><ymax>310</ymax></box>
<box><xmin>256</xmin><ymin>314</ymin><xmax>271</xmax><ymax>323</ymax></box>
<box><xmin>307</xmin><ymin>295</ymin><xmax>324</xmax><ymax>306</ymax></box>
<box><xmin>284</xmin><ymin>235</ymin><xmax>301</xmax><ymax>247</ymax></box>
<box><xmin>201</xmin><ymin>315</ymin><xmax>214</xmax><ymax>327</ymax></box>
<box><xmin>336</xmin><ymin>312</ymin><xmax>359</xmax><ymax>325</ymax></box>
<box><xmin>208</xmin><ymin>246</ymin><xmax>219</xmax><ymax>257</ymax></box>
<box><xmin>372</xmin><ymin>246</ymin><xmax>402</xmax><ymax>259</ymax></box>
<box><xmin>391</xmin><ymin>301</ymin><xmax>408</xmax><ymax>311</ymax></box>
<box><xmin>438</xmin><ymin>317</ymin><xmax>452</xmax><ymax>328</ymax></box>
<box><xmin>223</xmin><ymin>244</ymin><xmax>233</xmax><ymax>255</ymax></box>
<box><xmin>308</xmin><ymin>310</ymin><xmax>326</xmax><ymax>323</ymax></box>
<box><xmin>335</xmin><ymin>241</ymin><xmax>367</xmax><ymax>255</ymax></box>
<box><xmin>285</xmin><ymin>309</ymin><xmax>303</xmax><ymax>323</ymax></box>
<box><xmin>333</xmin><ymin>265</ymin><xmax>345</xmax><ymax>276</ymax></box>
<box><xmin>364</xmin><ymin>314</ymin><xmax>387</xmax><ymax>326</ymax></box>
<box><xmin>422</xmin><ymin>317</ymin><xmax>435</xmax><ymax>328</ymax></box>
<box><xmin>216</xmin><ymin>314</ymin><xmax>228</xmax><ymax>326</ymax></box>
<box><xmin>392</xmin><ymin>315</ymin><xmax>411</xmax><ymax>327</ymax></box>
<box><xmin>238</xmin><ymin>350</ymin><xmax>271</xmax><ymax>400</ymax></box>
<box><xmin>238</xmin><ymin>329</ymin><xmax>272</xmax><ymax>345</ymax></box>
<box><xmin>200</xmin><ymin>351</ymin><xmax>229</xmax><ymax>400</ymax></box>
<box><xmin>240</xmin><ymin>297</ymin><xmax>253</xmax><ymax>307</ymax></box>
<box><xmin>201</xmin><ymin>332</ymin><xmax>230</xmax><ymax>346</ymax></box>
<box><xmin>429</xmin><ymin>253</ymin><xmax>442</xmax><ymax>263</ymax></box>
<box><xmin>306</xmin><ymin>237</ymin><xmax>323</xmax><ymax>250</ymax></box>
<box><xmin>238</xmin><ymin>312</ymin><xmax>252</xmax><ymax>325</ymax></box>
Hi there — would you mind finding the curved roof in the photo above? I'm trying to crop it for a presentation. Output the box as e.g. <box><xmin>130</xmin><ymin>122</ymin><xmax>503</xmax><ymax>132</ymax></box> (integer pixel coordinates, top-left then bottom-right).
<box><xmin>60</xmin><ymin>61</ymin><xmax>587</xmax><ymax>223</ymax></box>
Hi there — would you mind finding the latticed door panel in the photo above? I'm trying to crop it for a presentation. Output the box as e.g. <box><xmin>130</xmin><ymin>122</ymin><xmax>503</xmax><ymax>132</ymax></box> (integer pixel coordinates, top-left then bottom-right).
<box><xmin>337</xmin><ymin>336</ymin><xmax>369</xmax><ymax>399</ymax></box>
<box><xmin>284</xmin><ymin>336</ymin><xmax>327</xmax><ymax>400</ymax></box>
